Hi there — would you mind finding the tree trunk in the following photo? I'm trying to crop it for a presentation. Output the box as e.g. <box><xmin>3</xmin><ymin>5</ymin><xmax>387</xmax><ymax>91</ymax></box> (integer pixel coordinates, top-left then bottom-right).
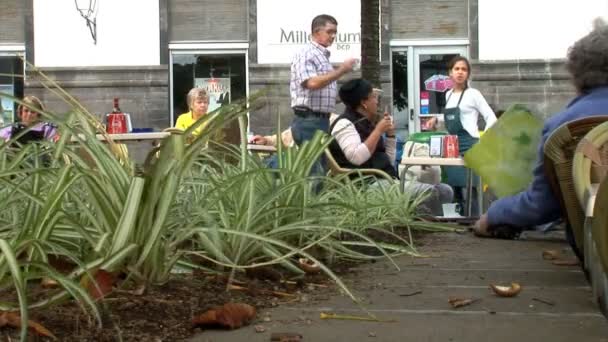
<box><xmin>361</xmin><ymin>0</ymin><xmax>381</xmax><ymax>88</ymax></box>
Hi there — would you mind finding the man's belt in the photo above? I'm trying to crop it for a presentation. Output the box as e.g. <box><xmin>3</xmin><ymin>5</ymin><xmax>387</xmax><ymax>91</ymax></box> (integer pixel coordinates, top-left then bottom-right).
<box><xmin>293</xmin><ymin>106</ymin><xmax>330</xmax><ymax>118</ymax></box>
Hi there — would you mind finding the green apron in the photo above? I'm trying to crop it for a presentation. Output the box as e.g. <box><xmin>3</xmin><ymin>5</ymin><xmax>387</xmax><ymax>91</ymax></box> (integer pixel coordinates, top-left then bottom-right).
<box><xmin>443</xmin><ymin>89</ymin><xmax>479</xmax><ymax>187</ymax></box>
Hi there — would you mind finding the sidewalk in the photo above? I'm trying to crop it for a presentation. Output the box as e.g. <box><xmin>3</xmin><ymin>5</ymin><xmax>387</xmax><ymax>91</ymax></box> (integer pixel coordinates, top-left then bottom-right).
<box><xmin>191</xmin><ymin>232</ymin><xmax>608</xmax><ymax>342</ymax></box>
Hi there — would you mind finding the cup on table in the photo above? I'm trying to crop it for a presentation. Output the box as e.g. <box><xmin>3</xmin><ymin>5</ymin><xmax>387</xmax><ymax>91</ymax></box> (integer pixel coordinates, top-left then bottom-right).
<box><xmin>442</xmin><ymin>203</ymin><xmax>462</xmax><ymax>218</ymax></box>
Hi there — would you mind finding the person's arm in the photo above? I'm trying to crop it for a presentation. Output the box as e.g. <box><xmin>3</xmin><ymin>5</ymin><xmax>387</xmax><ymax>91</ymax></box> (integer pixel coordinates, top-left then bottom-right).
<box><xmin>280</xmin><ymin>128</ymin><xmax>294</xmax><ymax>147</ymax></box>
<box><xmin>175</xmin><ymin>115</ymin><xmax>187</xmax><ymax>130</ymax></box>
<box><xmin>299</xmin><ymin>57</ymin><xmax>357</xmax><ymax>90</ymax></box>
<box><xmin>475</xmin><ymin>90</ymin><xmax>498</xmax><ymax>129</ymax></box>
<box><xmin>385</xmin><ymin>136</ymin><xmax>397</xmax><ymax>164</ymax></box>
<box><xmin>332</xmin><ymin>119</ymin><xmax>371</xmax><ymax>165</ymax></box>
<box><xmin>0</xmin><ymin>126</ymin><xmax>12</xmax><ymax>142</ymax></box>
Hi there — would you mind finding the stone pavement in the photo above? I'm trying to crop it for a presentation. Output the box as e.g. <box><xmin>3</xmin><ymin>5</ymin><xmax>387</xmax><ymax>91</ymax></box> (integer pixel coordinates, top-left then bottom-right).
<box><xmin>190</xmin><ymin>232</ymin><xmax>608</xmax><ymax>342</ymax></box>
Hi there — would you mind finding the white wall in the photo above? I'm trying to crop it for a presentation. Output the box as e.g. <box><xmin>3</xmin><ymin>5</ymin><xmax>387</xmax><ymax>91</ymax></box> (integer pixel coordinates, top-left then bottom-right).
<box><xmin>34</xmin><ymin>0</ymin><xmax>159</xmax><ymax>67</ymax></box>
<box><xmin>257</xmin><ymin>0</ymin><xmax>361</xmax><ymax>64</ymax></box>
<box><xmin>479</xmin><ymin>0</ymin><xmax>608</xmax><ymax>60</ymax></box>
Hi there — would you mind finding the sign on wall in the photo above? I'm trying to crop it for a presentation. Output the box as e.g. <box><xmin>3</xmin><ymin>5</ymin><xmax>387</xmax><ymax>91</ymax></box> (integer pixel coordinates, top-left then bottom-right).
<box><xmin>257</xmin><ymin>0</ymin><xmax>361</xmax><ymax>64</ymax></box>
<box><xmin>34</xmin><ymin>0</ymin><xmax>160</xmax><ymax>67</ymax></box>
<box><xmin>194</xmin><ymin>78</ymin><xmax>231</xmax><ymax>113</ymax></box>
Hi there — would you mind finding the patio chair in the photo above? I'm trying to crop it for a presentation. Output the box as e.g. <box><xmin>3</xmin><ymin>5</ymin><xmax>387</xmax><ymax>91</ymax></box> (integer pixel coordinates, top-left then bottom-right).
<box><xmin>543</xmin><ymin>115</ymin><xmax>608</xmax><ymax>261</ymax></box>
<box><xmin>324</xmin><ymin>148</ymin><xmax>394</xmax><ymax>182</ymax></box>
<box><xmin>590</xmin><ymin>176</ymin><xmax>608</xmax><ymax>315</ymax></box>
<box><xmin>572</xmin><ymin>121</ymin><xmax>608</xmax><ymax>313</ymax></box>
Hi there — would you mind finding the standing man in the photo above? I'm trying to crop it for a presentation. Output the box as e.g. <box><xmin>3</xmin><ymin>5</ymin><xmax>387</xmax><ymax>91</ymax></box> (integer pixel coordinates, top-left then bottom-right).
<box><xmin>290</xmin><ymin>14</ymin><xmax>357</xmax><ymax>145</ymax></box>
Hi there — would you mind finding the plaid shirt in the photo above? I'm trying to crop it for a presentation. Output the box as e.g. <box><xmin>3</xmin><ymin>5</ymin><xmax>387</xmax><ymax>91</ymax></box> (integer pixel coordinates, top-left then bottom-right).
<box><xmin>290</xmin><ymin>41</ymin><xmax>336</xmax><ymax>113</ymax></box>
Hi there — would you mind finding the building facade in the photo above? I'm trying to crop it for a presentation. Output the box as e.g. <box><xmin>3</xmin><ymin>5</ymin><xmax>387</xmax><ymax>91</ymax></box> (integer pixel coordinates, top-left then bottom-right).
<box><xmin>0</xmin><ymin>0</ymin><xmax>605</xmax><ymax>138</ymax></box>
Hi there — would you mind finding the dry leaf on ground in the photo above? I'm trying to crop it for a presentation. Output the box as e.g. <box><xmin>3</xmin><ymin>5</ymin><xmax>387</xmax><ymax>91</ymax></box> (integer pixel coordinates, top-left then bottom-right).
<box><xmin>542</xmin><ymin>250</ymin><xmax>559</xmax><ymax>260</ymax></box>
<box><xmin>298</xmin><ymin>258</ymin><xmax>321</xmax><ymax>274</ymax></box>
<box><xmin>192</xmin><ymin>303</ymin><xmax>256</xmax><ymax>329</ymax></box>
<box><xmin>489</xmin><ymin>283</ymin><xmax>522</xmax><ymax>297</ymax></box>
<box><xmin>552</xmin><ymin>259</ymin><xmax>580</xmax><ymax>266</ymax></box>
<box><xmin>270</xmin><ymin>332</ymin><xmax>303</xmax><ymax>342</ymax></box>
<box><xmin>0</xmin><ymin>311</ymin><xmax>57</xmax><ymax>339</ymax></box>
<box><xmin>81</xmin><ymin>269</ymin><xmax>116</xmax><ymax>300</ymax></box>
<box><xmin>448</xmin><ymin>297</ymin><xmax>479</xmax><ymax>308</ymax></box>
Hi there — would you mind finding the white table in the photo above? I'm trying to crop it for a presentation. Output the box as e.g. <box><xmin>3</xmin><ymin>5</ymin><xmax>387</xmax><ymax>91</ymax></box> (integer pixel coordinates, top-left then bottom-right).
<box><xmin>399</xmin><ymin>157</ymin><xmax>482</xmax><ymax>217</ymax></box>
<box><xmin>247</xmin><ymin>144</ymin><xmax>277</xmax><ymax>153</ymax></box>
<box><xmin>71</xmin><ymin>132</ymin><xmax>170</xmax><ymax>142</ymax></box>
<box><xmin>96</xmin><ymin>132</ymin><xmax>170</xmax><ymax>141</ymax></box>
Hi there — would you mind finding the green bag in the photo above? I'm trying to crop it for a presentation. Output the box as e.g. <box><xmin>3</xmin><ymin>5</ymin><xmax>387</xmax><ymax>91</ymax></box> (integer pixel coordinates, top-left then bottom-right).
<box><xmin>463</xmin><ymin>104</ymin><xmax>543</xmax><ymax>198</ymax></box>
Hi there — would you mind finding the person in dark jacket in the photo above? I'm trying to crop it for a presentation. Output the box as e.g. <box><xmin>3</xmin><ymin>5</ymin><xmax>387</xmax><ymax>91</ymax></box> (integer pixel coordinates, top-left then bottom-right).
<box><xmin>474</xmin><ymin>21</ymin><xmax>608</xmax><ymax>249</ymax></box>
<box><xmin>330</xmin><ymin>78</ymin><xmax>453</xmax><ymax>216</ymax></box>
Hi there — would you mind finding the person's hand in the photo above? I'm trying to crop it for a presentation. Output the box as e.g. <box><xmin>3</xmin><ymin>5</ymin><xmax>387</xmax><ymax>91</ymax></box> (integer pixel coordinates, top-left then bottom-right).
<box><xmin>473</xmin><ymin>214</ymin><xmax>491</xmax><ymax>237</ymax></box>
<box><xmin>384</xmin><ymin>113</ymin><xmax>396</xmax><ymax>136</ymax></box>
<box><xmin>375</xmin><ymin>115</ymin><xmax>393</xmax><ymax>134</ymax></box>
<box><xmin>250</xmin><ymin>135</ymin><xmax>267</xmax><ymax>145</ymax></box>
<box><xmin>423</xmin><ymin>116</ymin><xmax>438</xmax><ymax>130</ymax></box>
<box><xmin>339</xmin><ymin>58</ymin><xmax>358</xmax><ymax>74</ymax></box>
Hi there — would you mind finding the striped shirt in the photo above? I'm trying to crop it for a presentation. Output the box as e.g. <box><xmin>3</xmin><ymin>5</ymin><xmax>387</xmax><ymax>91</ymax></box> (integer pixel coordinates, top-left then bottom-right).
<box><xmin>290</xmin><ymin>41</ymin><xmax>336</xmax><ymax>113</ymax></box>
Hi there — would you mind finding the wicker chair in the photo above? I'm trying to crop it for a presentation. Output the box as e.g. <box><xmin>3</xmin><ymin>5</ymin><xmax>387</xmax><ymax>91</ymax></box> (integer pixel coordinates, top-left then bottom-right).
<box><xmin>572</xmin><ymin>121</ymin><xmax>608</xmax><ymax>314</ymax></box>
<box><xmin>591</xmin><ymin>177</ymin><xmax>608</xmax><ymax>315</ymax></box>
<box><xmin>324</xmin><ymin>148</ymin><xmax>394</xmax><ymax>182</ymax></box>
<box><xmin>543</xmin><ymin>115</ymin><xmax>608</xmax><ymax>261</ymax></box>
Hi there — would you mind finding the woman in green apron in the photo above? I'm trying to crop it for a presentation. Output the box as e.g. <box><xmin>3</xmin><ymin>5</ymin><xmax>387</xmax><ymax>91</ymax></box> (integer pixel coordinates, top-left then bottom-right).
<box><xmin>430</xmin><ymin>56</ymin><xmax>498</xmax><ymax>216</ymax></box>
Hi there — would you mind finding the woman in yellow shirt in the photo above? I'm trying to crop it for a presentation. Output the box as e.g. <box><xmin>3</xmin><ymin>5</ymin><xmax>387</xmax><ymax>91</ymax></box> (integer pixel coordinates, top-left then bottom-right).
<box><xmin>175</xmin><ymin>88</ymin><xmax>210</xmax><ymax>136</ymax></box>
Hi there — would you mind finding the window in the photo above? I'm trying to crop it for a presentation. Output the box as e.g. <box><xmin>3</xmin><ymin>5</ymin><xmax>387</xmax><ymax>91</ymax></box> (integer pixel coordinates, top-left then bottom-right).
<box><xmin>0</xmin><ymin>53</ymin><xmax>24</xmax><ymax>125</ymax></box>
<box><xmin>169</xmin><ymin>44</ymin><xmax>248</xmax><ymax>127</ymax></box>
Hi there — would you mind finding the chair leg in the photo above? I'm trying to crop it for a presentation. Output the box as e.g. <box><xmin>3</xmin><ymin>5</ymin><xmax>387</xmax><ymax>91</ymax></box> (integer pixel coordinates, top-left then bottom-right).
<box><xmin>592</xmin><ymin>240</ymin><xmax>603</xmax><ymax>303</ymax></box>
<box><xmin>585</xmin><ymin>217</ymin><xmax>594</xmax><ymax>273</ymax></box>
<box><xmin>599</xmin><ymin>269</ymin><xmax>608</xmax><ymax>317</ymax></box>
<box><xmin>399</xmin><ymin>165</ymin><xmax>412</xmax><ymax>193</ymax></box>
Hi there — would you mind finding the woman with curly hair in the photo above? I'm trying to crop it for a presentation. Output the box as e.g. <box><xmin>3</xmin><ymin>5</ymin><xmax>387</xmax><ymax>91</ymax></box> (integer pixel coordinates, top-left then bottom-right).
<box><xmin>474</xmin><ymin>20</ymin><xmax>608</xmax><ymax>243</ymax></box>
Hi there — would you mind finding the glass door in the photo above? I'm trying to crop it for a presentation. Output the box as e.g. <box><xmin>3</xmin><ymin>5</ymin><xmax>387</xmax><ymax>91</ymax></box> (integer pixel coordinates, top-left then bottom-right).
<box><xmin>0</xmin><ymin>53</ymin><xmax>25</xmax><ymax>125</ymax></box>
<box><xmin>412</xmin><ymin>46</ymin><xmax>467</xmax><ymax>133</ymax></box>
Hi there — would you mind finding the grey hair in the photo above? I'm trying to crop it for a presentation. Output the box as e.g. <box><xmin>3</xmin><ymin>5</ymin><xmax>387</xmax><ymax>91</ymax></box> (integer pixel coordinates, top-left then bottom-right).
<box><xmin>186</xmin><ymin>88</ymin><xmax>209</xmax><ymax>109</ymax></box>
<box><xmin>566</xmin><ymin>23</ymin><xmax>608</xmax><ymax>93</ymax></box>
<box><xmin>311</xmin><ymin>14</ymin><xmax>337</xmax><ymax>33</ymax></box>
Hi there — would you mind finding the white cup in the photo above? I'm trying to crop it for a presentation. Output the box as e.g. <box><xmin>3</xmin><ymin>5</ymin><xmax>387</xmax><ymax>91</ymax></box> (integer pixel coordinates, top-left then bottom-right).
<box><xmin>442</xmin><ymin>203</ymin><xmax>462</xmax><ymax>218</ymax></box>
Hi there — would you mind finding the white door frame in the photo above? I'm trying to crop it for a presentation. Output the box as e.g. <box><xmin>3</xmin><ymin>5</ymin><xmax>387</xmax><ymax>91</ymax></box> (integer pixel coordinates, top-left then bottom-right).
<box><xmin>390</xmin><ymin>39</ymin><xmax>468</xmax><ymax>136</ymax></box>
<box><xmin>168</xmin><ymin>42</ymin><xmax>249</xmax><ymax>127</ymax></box>
<box><xmin>412</xmin><ymin>46</ymin><xmax>468</xmax><ymax>132</ymax></box>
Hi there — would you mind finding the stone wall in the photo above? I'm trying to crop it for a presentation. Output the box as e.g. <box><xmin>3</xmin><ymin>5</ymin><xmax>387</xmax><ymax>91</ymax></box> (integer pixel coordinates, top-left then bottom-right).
<box><xmin>472</xmin><ymin>59</ymin><xmax>575</xmax><ymax>119</ymax></box>
<box><xmin>25</xmin><ymin>66</ymin><xmax>170</xmax><ymax>130</ymax></box>
<box><xmin>0</xmin><ymin>0</ymin><xmax>24</xmax><ymax>44</ymax></box>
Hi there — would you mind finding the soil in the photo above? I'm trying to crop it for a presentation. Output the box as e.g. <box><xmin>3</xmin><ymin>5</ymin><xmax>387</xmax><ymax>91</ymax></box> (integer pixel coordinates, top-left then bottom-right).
<box><xmin>0</xmin><ymin>230</ymin><xmax>439</xmax><ymax>341</ymax></box>
<box><xmin>0</xmin><ymin>268</ymin><xmax>343</xmax><ymax>342</ymax></box>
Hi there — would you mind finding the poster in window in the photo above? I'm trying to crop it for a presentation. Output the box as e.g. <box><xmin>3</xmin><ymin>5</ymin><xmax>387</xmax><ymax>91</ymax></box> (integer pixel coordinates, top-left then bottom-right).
<box><xmin>194</xmin><ymin>78</ymin><xmax>231</xmax><ymax>113</ymax></box>
<box><xmin>0</xmin><ymin>85</ymin><xmax>15</xmax><ymax>126</ymax></box>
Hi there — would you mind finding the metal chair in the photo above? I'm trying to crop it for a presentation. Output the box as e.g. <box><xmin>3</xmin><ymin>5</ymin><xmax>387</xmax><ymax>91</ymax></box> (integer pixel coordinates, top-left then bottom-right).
<box><xmin>324</xmin><ymin>148</ymin><xmax>394</xmax><ymax>182</ymax></box>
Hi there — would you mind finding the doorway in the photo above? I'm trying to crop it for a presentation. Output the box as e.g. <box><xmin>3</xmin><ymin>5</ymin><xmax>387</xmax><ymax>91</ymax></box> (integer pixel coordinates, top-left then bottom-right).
<box><xmin>391</xmin><ymin>44</ymin><xmax>468</xmax><ymax>138</ymax></box>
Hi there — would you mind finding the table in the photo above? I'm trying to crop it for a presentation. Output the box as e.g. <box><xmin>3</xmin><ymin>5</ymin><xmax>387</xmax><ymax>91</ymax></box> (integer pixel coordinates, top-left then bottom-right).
<box><xmin>247</xmin><ymin>144</ymin><xmax>277</xmax><ymax>153</ymax></box>
<box><xmin>71</xmin><ymin>132</ymin><xmax>170</xmax><ymax>142</ymax></box>
<box><xmin>399</xmin><ymin>157</ymin><xmax>482</xmax><ymax>217</ymax></box>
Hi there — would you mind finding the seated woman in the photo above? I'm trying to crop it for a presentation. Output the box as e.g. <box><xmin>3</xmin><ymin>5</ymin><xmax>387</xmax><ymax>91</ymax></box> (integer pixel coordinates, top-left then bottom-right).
<box><xmin>329</xmin><ymin>78</ymin><xmax>453</xmax><ymax>216</ymax></box>
<box><xmin>0</xmin><ymin>95</ymin><xmax>57</xmax><ymax>144</ymax></box>
<box><xmin>175</xmin><ymin>88</ymin><xmax>210</xmax><ymax>136</ymax></box>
